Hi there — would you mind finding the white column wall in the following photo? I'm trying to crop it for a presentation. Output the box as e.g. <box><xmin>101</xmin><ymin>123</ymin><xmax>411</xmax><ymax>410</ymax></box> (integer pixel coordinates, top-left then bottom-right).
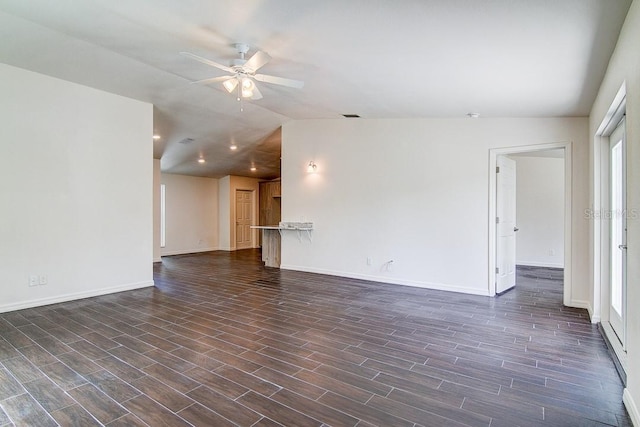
<box><xmin>0</xmin><ymin>63</ymin><xmax>153</xmax><ymax>312</ymax></box>
<box><xmin>153</xmin><ymin>159</ymin><xmax>161</xmax><ymax>262</ymax></box>
<box><xmin>218</xmin><ymin>176</ymin><xmax>231</xmax><ymax>250</ymax></box>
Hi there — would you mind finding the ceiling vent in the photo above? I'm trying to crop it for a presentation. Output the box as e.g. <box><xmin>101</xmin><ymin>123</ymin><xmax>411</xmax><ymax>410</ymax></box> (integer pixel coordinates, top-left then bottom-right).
<box><xmin>178</xmin><ymin>138</ymin><xmax>195</xmax><ymax>144</ymax></box>
<box><xmin>342</xmin><ymin>114</ymin><xmax>360</xmax><ymax>118</ymax></box>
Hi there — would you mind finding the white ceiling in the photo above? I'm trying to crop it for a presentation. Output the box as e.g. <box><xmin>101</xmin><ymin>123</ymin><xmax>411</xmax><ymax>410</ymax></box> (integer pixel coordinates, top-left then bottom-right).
<box><xmin>0</xmin><ymin>0</ymin><xmax>631</xmax><ymax>179</ymax></box>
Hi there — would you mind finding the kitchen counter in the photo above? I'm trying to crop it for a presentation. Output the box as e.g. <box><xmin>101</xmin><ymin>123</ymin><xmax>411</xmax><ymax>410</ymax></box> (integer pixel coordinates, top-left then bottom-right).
<box><xmin>251</xmin><ymin>222</ymin><xmax>313</xmax><ymax>268</ymax></box>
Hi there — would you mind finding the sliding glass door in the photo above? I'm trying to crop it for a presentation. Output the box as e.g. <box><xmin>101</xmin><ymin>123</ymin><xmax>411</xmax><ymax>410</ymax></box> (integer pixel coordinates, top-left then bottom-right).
<box><xmin>609</xmin><ymin>118</ymin><xmax>626</xmax><ymax>347</ymax></box>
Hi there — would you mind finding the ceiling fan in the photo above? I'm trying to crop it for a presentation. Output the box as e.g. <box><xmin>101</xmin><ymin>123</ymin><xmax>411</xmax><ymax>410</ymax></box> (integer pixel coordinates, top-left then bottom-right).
<box><xmin>181</xmin><ymin>43</ymin><xmax>304</xmax><ymax>101</ymax></box>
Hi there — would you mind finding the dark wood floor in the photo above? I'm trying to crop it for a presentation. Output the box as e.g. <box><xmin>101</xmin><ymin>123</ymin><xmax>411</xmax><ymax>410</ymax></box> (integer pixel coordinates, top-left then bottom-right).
<box><xmin>0</xmin><ymin>250</ymin><xmax>631</xmax><ymax>426</ymax></box>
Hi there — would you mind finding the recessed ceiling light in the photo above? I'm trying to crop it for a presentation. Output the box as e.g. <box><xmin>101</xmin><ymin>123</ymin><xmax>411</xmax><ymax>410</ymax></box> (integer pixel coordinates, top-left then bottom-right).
<box><xmin>342</xmin><ymin>114</ymin><xmax>360</xmax><ymax>118</ymax></box>
<box><xmin>198</xmin><ymin>158</ymin><xmax>205</xmax><ymax>164</ymax></box>
<box><xmin>250</xmin><ymin>166</ymin><xmax>257</xmax><ymax>172</ymax></box>
<box><xmin>467</xmin><ymin>113</ymin><xmax>480</xmax><ymax>118</ymax></box>
<box><xmin>230</xmin><ymin>144</ymin><xmax>238</xmax><ymax>150</ymax></box>
<box><xmin>152</xmin><ymin>135</ymin><xmax>161</xmax><ymax>140</ymax></box>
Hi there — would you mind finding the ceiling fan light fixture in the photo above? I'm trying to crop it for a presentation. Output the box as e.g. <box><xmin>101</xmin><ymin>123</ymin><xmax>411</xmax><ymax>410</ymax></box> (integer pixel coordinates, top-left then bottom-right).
<box><xmin>223</xmin><ymin>78</ymin><xmax>238</xmax><ymax>93</ymax></box>
<box><xmin>241</xmin><ymin>77</ymin><xmax>255</xmax><ymax>98</ymax></box>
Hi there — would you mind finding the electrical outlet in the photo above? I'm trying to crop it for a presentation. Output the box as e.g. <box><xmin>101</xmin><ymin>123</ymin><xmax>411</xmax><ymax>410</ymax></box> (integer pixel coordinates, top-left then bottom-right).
<box><xmin>366</xmin><ymin>257</ymin><xmax>372</xmax><ymax>266</ymax></box>
<box><xmin>386</xmin><ymin>260</ymin><xmax>394</xmax><ymax>272</ymax></box>
<box><xmin>549</xmin><ymin>249</ymin><xmax>555</xmax><ymax>256</ymax></box>
<box><xmin>29</xmin><ymin>275</ymin><xmax>38</xmax><ymax>287</ymax></box>
<box><xmin>39</xmin><ymin>275</ymin><xmax>47</xmax><ymax>285</ymax></box>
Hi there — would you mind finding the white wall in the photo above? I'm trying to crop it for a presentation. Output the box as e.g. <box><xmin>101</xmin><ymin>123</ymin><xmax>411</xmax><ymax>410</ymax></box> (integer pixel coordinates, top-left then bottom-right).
<box><xmin>281</xmin><ymin>118</ymin><xmax>589</xmax><ymax>300</ymax></box>
<box><xmin>160</xmin><ymin>173</ymin><xmax>218</xmax><ymax>256</ymax></box>
<box><xmin>153</xmin><ymin>159</ymin><xmax>161</xmax><ymax>262</ymax></box>
<box><xmin>514</xmin><ymin>155</ymin><xmax>564</xmax><ymax>268</ymax></box>
<box><xmin>589</xmin><ymin>0</ymin><xmax>640</xmax><ymax>423</ymax></box>
<box><xmin>0</xmin><ymin>63</ymin><xmax>153</xmax><ymax>312</ymax></box>
<box><xmin>218</xmin><ymin>176</ymin><xmax>231</xmax><ymax>250</ymax></box>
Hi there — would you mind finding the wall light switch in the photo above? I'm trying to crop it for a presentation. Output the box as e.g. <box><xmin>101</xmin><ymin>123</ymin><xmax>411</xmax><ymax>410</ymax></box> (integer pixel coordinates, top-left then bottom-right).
<box><xmin>29</xmin><ymin>275</ymin><xmax>38</xmax><ymax>286</ymax></box>
<box><xmin>39</xmin><ymin>275</ymin><xmax>47</xmax><ymax>285</ymax></box>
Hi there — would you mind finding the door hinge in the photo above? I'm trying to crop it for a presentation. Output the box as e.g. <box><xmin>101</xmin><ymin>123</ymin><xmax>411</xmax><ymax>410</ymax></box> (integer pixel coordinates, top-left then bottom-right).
<box><xmin>496</xmin><ymin>216</ymin><xmax>500</xmax><ymax>224</ymax></box>
<box><xmin>495</xmin><ymin>267</ymin><xmax>500</xmax><ymax>274</ymax></box>
<box><xmin>496</xmin><ymin>166</ymin><xmax>500</xmax><ymax>173</ymax></box>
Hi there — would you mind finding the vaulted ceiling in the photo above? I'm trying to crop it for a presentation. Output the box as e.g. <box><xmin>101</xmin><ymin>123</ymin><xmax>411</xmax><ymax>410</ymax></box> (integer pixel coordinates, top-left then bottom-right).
<box><xmin>0</xmin><ymin>0</ymin><xmax>631</xmax><ymax>179</ymax></box>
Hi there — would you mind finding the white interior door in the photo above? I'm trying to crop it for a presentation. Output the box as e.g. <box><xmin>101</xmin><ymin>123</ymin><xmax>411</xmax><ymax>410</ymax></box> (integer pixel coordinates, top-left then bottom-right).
<box><xmin>609</xmin><ymin>119</ymin><xmax>627</xmax><ymax>346</ymax></box>
<box><xmin>496</xmin><ymin>156</ymin><xmax>517</xmax><ymax>294</ymax></box>
<box><xmin>235</xmin><ymin>190</ymin><xmax>253</xmax><ymax>249</ymax></box>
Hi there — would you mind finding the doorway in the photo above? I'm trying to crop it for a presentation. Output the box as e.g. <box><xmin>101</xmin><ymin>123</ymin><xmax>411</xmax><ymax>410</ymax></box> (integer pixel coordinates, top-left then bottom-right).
<box><xmin>489</xmin><ymin>142</ymin><xmax>572</xmax><ymax>302</ymax></box>
<box><xmin>235</xmin><ymin>189</ymin><xmax>254</xmax><ymax>249</ymax></box>
<box><xmin>609</xmin><ymin>118</ymin><xmax>627</xmax><ymax>346</ymax></box>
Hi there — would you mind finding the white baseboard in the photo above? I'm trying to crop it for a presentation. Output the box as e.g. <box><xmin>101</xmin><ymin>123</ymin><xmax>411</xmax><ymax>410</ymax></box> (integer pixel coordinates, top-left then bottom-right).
<box><xmin>567</xmin><ymin>299</ymin><xmax>600</xmax><ymax>323</ymax></box>
<box><xmin>516</xmin><ymin>261</ymin><xmax>564</xmax><ymax>269</ymax></box>
<box><xmin>279</xmin><ymin>264</ymin><xmax>490</xmax><ymax>296</ymax></box>
<box><xmin>160</xmin><ymin>247</ymin><xmax>218</xmax><ymax>257</ymax></box>
<box><xmin>568</xmin><ymin>299</ymin><xmax>590</xmax><ymax>310</ymax></box>
<box><xmin>0</xmin><ymin>280</ymin><xmax>154</xmax><ymax>313</ymax></box>
<box><xmin>216</xmin><ymin>246</ymin><xmax>260</xmax><ymax>252</ymax></box>
<box><xmin>624</xmin><ymin>388</ymin><xmax>639</xmax><ymax>427</ymax></box>
<box><xmin>601</xmin><ymin>322</ymin><xmax>628</xmax><ymax>373</ymax></box>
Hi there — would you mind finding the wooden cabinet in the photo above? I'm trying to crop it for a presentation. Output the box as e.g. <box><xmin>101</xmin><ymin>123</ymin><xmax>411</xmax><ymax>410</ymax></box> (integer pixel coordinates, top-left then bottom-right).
<box><xmin>259</xmin><ymin>180</ymin><xmax>282</xmax><ymax>246</ymax></box>
<box><xmin>260</xmin><ymin>228</ymin><xmax>281</xmax><ymax>267</ymax></box>
<box><xmin>258</xmin><ymin>180</ymin><xmax>282</xmax><ymax>267</ymax></box>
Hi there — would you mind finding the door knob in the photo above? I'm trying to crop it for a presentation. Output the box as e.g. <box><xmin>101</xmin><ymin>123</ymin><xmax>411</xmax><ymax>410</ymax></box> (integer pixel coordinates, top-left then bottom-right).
<box><xmin>513</xmin><ymin>227</ymin><xmax>520</xmax><ymax>232</ymax></box>
<box><xmin>618</xmin><ymin>244</ymin><xmax>627</xmax><ymax>250</ymax></box>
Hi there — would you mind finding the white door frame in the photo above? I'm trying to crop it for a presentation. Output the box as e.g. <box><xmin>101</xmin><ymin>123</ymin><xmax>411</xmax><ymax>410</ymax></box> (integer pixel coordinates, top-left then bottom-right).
<box><xmin>488</xmin><ymin>141</ymin><xmax>572</xmax><ymax>304</ymax></box>
<box><xmin>234</xmin><ymin>188</ymin><xmax>256</xmax><ymax>250</ymax></box>
<box><xmin>593</xmin><ymin>83</ymin><xmax>627</xmax><ymax>365</ymax></box>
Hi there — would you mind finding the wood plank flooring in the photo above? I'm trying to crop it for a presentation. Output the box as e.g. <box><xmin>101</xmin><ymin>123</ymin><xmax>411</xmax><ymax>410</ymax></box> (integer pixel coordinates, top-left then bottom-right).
<box><xmin>0</xmin><ymin>250</ymin><xmax>632</xmax><ymax>426</ymax></box>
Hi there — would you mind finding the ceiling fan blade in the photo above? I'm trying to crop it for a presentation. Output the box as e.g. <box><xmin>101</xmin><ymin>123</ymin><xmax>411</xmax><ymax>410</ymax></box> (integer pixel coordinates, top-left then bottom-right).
<box><xmin>254</xmin><ymin>73</ymin><xmax>304</xmax><ymax>89</ymax></box>
<box><xmin>244</xmin><ymin>50</ymin><xmax>271</xmax><ymax>71</ymax></box>
<box><xmin>180</xmin><ymin>52</ymin><xmax>234</xmax><ymax>73</ymax></box>
<box><xmin>250</xmin><ymin>85</ymin><xmax>263</xmax><ymax>100</ymax></box>
<box><xmin>190</xmin><ymin>75</ymin><xmax>234</xmax><ymax>85</ymax></box>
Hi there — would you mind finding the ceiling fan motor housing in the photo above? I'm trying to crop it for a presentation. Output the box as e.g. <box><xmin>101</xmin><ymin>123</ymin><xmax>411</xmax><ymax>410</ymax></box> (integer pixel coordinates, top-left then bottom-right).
<box><xmin>233</xmin><ymin>43</ymin><xmax>250</xmax><ymax>55</ymax></box>
<box><xmin>231</xmin><ymin>58</ymin><xmax>248</xmax><ymax>70</ymax></box>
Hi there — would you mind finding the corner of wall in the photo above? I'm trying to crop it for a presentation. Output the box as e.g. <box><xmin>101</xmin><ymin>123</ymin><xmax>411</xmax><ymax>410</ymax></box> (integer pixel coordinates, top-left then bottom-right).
<box><xmin>586</xmin><ymin>304</ymin><xmax>600</xmax><ymax>324</ymax></box>
<box><xmin>218</xmin><ymin>176</ymin><xmax>231</xmax><ymax>250</ymax></box>
<box><xmin>153</xmin><ymin>159</ymin><xmax>162</xmax><ymax>263</ymax></box>
<box><xmin>623</xmin><ymin>389</ymin><xmax>640</xmax><ymax>427</ymax></box>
